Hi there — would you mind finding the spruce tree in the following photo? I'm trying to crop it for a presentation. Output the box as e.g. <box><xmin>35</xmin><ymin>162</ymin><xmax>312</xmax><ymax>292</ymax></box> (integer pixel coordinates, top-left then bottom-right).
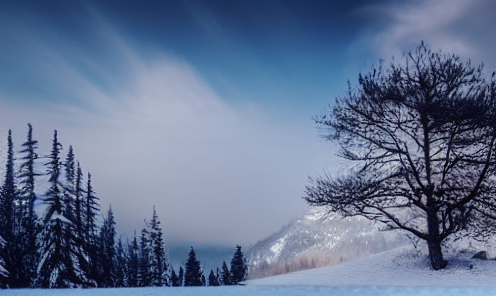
<box><xmin>0</xmin><ymin>130</ymin><xmax>17</xmax><ymax>287</ymax></box>
<box><xmin>17</xmin><ymin>123</ymin><xmax>40</xmax><ymax>287</ymax></box>
<box><xmin>184</xmin><ymin>247</ymin><xmax>202</xmax><ymax>286</ymax></box>
<box><xmin>126</xmin><ymin>232</ymin><xmax>139</xmax><ymax>287</ymax></box>
<box><xmin>230</xmin><ymin>245</ymin><xmax>247</xmax><ymax>284</ymax></box>
<box><xmin>115</xmin><ymin>237</ymin><xmax>127</xmax><ymax>287</ymax></box>
<box><xmin>170</xmin><ymin>267</ymin><xmax>179</xmax><ymax>287</ymax></box>
<box><xmin>36</xmin><ymin>130</ymin><xmax>88</xmax><ymax>287</ymax></box>
<box><xmin>138</xmin><ymin>224</ymin><xmax>151</xmax><ymax>287</ymax></box>
<box><xmin>178</xmin><ymin>266</ymin><xmax>184</xmax><ymax>287</ymax></box>
<box><xmin>99</xmin><ymin>206</ymin><xmax>117</xmax><ymax>287</ymax></box>
<box><xmin>149</xmin><ymin>206</ymin><xmax>168</xmax><ymax>286</ymax></box>
<box><xmin>84</xmin><ymin>172</ymin><xmax>100</xmax><ymax>284</ymax></box>
<box><xmin>208</xmin><ymin>269</ymin><xmax>220</xmax><ymax>286</ymax></box>
<box><xmin>221</xmin><ymin>261</ymin><xmax>231</xmax><ymax>286</ymax></box>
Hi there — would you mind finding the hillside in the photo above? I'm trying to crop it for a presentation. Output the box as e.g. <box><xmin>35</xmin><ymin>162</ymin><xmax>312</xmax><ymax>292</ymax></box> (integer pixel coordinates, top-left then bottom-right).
<box><xmin>246</xmin><ymin>207</ymin><xmax>408</xmax><ymax>278</ymax></box>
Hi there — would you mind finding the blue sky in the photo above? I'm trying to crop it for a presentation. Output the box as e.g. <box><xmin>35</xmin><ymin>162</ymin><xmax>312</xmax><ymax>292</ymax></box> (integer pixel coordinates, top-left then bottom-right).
<box><xmin>1</xmin><ymin>0</ymin><xmax>495</xmax><ymax>246</ymax></box>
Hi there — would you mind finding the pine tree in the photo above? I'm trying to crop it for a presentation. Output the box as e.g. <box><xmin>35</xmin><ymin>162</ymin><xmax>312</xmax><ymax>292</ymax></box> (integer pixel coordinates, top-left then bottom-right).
<box><xmin>149</xmin><ymin>206</ymin><xmax>168</xmax><ymax>286</ymax></box>
<box><xmin>221</xmin><ymin>261</ymin><xmax>231</xmax><ymax>286</ymax></box>
<box><xmin>184</xmin><ymin>247</ymin><xmax>202</xmax><ymax>286</ymax></box>
<box><xmin>0</xmin><ymin>130</ymin><xmax>17</xmax><ymax>287</ymax></box>
<box><xmin>178</xmin><ymin>266</ymin><xmax>184</xmax><ymax>287</ymax></box>
<box><xmin>36</xmin><ymin>130</ymin><xmax>88</xmax><ymax>288</ymax></box>
<box><xmin>84</xmin><ymin>172</ymin><xmax>100</xmax><ymax>284</ymax></box>
<box><xmin>208</xmin><ymin>269</ymin><xmax>219</xmax><ymax>286</ymax></box>
<box><xmin>115</xmin><ymin>237</ymin><xmax>127</xmax><ymax>287</ymax></box>
<box><xmin>99</xmin><ymin>206</ymin><xmax>117</xmax><ymax>287</ymax></box>
<box><xmin>138</xmin><ymin>224</ymin><xmax>151</xmax><ymax>287</ymax></box>
<box><xmin>126</xmin><ymin>232</ymin><xmax>139</xmax><ymax>287</ymax></box>
<box><xmin>17</xmin><ymin>123</ymin><xmax>40</xmax><ymax>287</ymax></box>
<box><xmin>230</xmin><ymin>245</ymin><xmax>247</xmax><ymax>284</ymax></box>
<box><xmin>170</xmin><ymin>267</ymin><xmax>180</xmax><ymax>287</ymax></box>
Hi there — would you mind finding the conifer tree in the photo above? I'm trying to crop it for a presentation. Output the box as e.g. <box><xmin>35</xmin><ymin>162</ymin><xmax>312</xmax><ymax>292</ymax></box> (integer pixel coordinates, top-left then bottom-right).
<box><xmin>170</xmin><ymin>267</ymin><xmax>180</xmax><ymax>287</ymax></box>
<box><xmin>230</xmin><ymin>245</ymin><xmax>247</xmax><ymax>284</ymax></box>
<box><xmin>184</xmin><ymin>247</ymin><xmax>202</xmax><ymax>286</ymax></box>
<box><xmin>84</xmin><ymin>172</ymin><xmax>100</xmax><ymax>283</ymax></box>
<box><xmin>138</xmin><ymin>224</ymin><xmax>151</xmax><ymax>287</ymax></box>
<box><xmin>17</xmin><ymin>123</ymin><xmax>40</xmax><ymax>287</ymax></box>
<box><xmin>115</xmin><ymin>237</ymin><xmax>127</xmax><ymax>287</ymax></box>
<box><xmin>149</xmin><ymin>206</ymin><xmax>168</xmax><ymax>286</ymax></box>
<box><xmin>36</xmin><ymin>130</ymin><xmax>88</xmax><ymax>288</ymax></box>
<box><xmin>221</xmin><ymin>261</ymin><xmax>231</xmax><ymax>286</ymax></box>
<box><xmin>127</xmin><ymin>232</ymin><xmax>139</xmax><ymax>287</ymax></box>
<box><xmin>178</xmin><ymin>266</ymin><xmax>184</xmax><ymax>287</ymax></box>
<box><xmin>0</xmin><ymin>130</ymin><xmax>23</xmax><ymax>287</ymax></box>
<box><xmin>99</xmin><ymin>206</ymin><xmax>117</xmax><ymax>287</ymax></box>
<box><xmin>208</xmin><ymin>269</ymin><xmax>220</xmax><ymax>286</ymax></box>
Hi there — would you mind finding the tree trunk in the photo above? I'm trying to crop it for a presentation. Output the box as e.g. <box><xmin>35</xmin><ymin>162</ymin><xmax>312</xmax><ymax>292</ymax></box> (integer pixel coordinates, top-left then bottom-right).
<box><xmin>427</xmin><ymin>239</ymin><xmax>447</xmax><ymax>270</ymax></box>
<box><xmin>426</xmin><ymin>209</ymin><xmax>447</xmax><ymax>270</ymax></box>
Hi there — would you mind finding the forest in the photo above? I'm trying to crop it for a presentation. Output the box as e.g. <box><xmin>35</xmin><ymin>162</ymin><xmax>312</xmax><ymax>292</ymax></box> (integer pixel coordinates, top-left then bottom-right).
<box><xmin>0</xmin><ymin>124</ymin><xmax>247</xmax><ymax>288</ymax></box>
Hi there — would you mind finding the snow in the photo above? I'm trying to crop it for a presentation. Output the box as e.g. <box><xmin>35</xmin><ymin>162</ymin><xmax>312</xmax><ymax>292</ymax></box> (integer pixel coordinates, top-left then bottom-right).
<box><xmin>3</xmin><ymin>246</ymin><xmax>496</xmax><ymax>295</ymax></box>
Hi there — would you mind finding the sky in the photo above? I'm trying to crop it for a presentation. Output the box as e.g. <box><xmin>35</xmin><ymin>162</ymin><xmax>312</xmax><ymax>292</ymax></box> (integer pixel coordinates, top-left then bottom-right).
<box><xmin>0</xmin><ymin>0</ymin><xmax>495</xmax><ymax>247</ymax></box>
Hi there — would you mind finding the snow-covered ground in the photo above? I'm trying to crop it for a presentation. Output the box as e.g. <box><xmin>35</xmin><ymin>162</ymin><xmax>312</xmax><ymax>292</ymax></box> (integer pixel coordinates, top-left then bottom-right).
<box><xmin>3</xmin><ymin>246</ymin><xmax>496</xmax><ymax>295</ymax></box>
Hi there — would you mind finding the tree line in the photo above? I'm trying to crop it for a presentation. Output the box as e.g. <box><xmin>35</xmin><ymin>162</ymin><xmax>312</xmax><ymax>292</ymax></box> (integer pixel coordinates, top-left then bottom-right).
<box><xmin>0</xmin><ymin>125</ymin><xmax>247</xmax><ymax>288</ymax></box>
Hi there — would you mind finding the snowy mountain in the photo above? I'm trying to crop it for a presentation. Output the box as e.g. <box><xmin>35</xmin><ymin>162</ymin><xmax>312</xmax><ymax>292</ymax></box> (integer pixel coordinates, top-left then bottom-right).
<box><xmin>246</xmin><ymin>207</ymin><xmax>408</xmax><ymax>278</ymax></box>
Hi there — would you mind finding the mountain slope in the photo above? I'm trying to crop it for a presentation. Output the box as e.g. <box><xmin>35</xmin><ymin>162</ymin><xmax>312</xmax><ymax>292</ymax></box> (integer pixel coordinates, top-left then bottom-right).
<box><xmin>246</xmin><ymin>207</ymin><xmax>408</xmax><ymax>278</ymax></box>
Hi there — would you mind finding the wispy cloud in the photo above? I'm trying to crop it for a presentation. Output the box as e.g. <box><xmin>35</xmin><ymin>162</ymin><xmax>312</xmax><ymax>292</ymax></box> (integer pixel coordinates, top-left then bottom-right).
<box><xmin>350</xmin><ymin>0</ymin><xmax>496</xmax><ymax>66</ymax></box>
<box><xmin>0</xmin><ymin>6</ymin><xmax>332</xmax><ymax>245</ymax></box>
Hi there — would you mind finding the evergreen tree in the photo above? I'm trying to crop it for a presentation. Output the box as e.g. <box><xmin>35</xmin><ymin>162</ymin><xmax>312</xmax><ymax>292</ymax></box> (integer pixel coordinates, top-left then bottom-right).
<box><xmin>36</xmin><ymin>130</ymin><xmax>88</xmax><ymax>288</ymax></box>
<box><xmin>170</xmin><ymin>267</ymin><xmax>180</xmax><ymax>287</ymax></box>
<box><xmin>184</xmin><ymin>247</ymin><xmax>202</xmax><ymax>286</ymax></box>
<box><xmin>138</xmin><ymin>224</ymin><xmax>151</xmax><ymax>287</ymax></box>
<box><xmin>62</xmin><ymin>146</ymin><xmax>90</xmax><ymax>287</ymax></box>
<box><xmin>178</xmin><ymin>266</ymin><xmax>184</xmax><ymax>287</ymax></box>
<box><xmin>115</xmin><ymin>237</ymin><xmax>127</xmax><ymax>287</ymax></box>
<box><xmin>84</xmin><ymin>172</ymin><xmax>100</xmax><ymax>284</ymax></box>
<box><xmin>208</xmin><ymin>269</ymin><xmax>219</xmax><ymax>286</ymax></box>
<box><xmin>149</xmin><ymin>206</ymin><xmax>168</xmax><ymax>286</ymax></box>
<box><xmin>126</xmin><ymin>232</ymin><xmax>139</xmax><ymax>287</ymax></box>
<box><xmin>17</xmin><ymin>123</ymin><xmax>40</xmax><ymax>287</ymax></box>
<box><xmin>99</xmin><ymin>206</ymin><xmax>117</xmax><ymax>287</ymax></box>
<box><xmin>0</xmin><ymin>130</ymin><xmax>17</xmax><ymax>287</ymax></box>
<box><xmin>201</xmin><ymin>274</ymin><xmax>206</xmax><ymax>286</ymax></box>
<box><xmin>221</xmin><ymin>261</ymin><xmax>231</xmax><ymax>286</ymax></box>
<box><xmin>230</xmin><ymin>245</ymin><xmax>247</xmax><ymax>284</ymax></box>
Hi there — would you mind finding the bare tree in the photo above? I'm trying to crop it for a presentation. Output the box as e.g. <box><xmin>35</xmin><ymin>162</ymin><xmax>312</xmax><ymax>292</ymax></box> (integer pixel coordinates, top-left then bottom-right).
<box><xmin>304</xmin><ymin>42</ymin><xmax>496</xmax><ymax>270</ymax></box>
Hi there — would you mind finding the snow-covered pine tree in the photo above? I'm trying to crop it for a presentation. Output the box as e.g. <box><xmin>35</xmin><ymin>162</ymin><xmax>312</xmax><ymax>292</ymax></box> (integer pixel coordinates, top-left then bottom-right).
<box><xmin>84</xmin><ymin>172</ymin><xmax>100</xmax><ymax>284</ymax></box>
<box><xmin>0</xmin><ymin>130</ymin><xmax>20</xmax><ymax>287</ymax></box>
<box><xmin>126</xmin><ymin>232</ymin><xmax>139</xmax><ymax>287</ymax></box>
<box><xmin>62</xmin><ymin>146</ymin><xmax>90</xmax><ymax>287</ymax></box>
<box><xmin>17</xmin><ymin>123</ymin><xmax>40</xmax><ymax>287</ymax></box>
<box><xmin>230</xmin><ymin>245</ymin><xmax>247</xmax><ymax>284</ymax></box>
<box><xmin>99</xmin><ymin>206</ymin><xmax>117</xmax><ymax>287</ymax></box>
<box><xmin>208</xmin><ymin>269</ymin><xmax>219</xmax><ymax>286</ymax></box>
<box><xmin>138</xmin><ymin>224</ymin><xmax>151</xmax><ymax>287</ymax></box>
<box><xmin>36</xmin><ymin>130</ymin><xmax>88</xmax><ymax>288</ymax></box>
<box><xmin>221</xmin><ymin>261</ymin><xmax>231</xmax><ymax>285</ymax></box>
<box><xmin>184</xmin><ymin>247</ymin><xmax>202</xmax><ymax>286</ymax></box>
<box><xmin>149</xmin><ymin>206</ymin><xmax>168</xmax><ymax>286</ymax></box>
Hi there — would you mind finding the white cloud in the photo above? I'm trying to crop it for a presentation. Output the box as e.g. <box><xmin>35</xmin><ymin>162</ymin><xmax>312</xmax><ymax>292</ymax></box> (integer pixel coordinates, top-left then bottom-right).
<box><xmin>0</xmin><ymin>13</ymin><xmax>333</xmax><ymax>246</ymax></box>
<box><xmin>350</xmin><ymin>0</ymin><xmax>496</xmax><ymax>66</ymax></box>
